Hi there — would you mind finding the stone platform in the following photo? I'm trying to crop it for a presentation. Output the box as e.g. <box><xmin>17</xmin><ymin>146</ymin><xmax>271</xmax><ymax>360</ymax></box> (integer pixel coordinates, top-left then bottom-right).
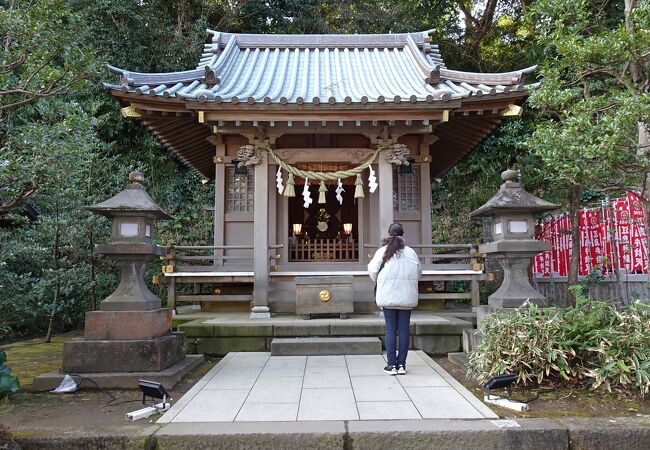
<box><xmin>158</xmin><ymin>350</ymin><xmax>497</xmax><ymax>423</ymax></box>
<box><xmin>175</xmin><ymin>311</ymin><xmax>475</xmax><ymax>357</ymax></box>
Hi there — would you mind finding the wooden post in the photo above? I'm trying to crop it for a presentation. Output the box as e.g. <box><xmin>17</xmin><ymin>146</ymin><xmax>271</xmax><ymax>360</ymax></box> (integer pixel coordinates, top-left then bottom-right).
<box><xmin>167</xmin><ymin>277</ymin><xmax>176</xmax><ymax>312</ymax></box>
<box><xmin>214</xmin><ymin>136</ymin><xmax>225</xmax><ymax>266</ymax></box>
<box><xmin>419</xmin><ymin>139</ymin><xmax>432</xmax><ymax>248</ymax></box>
<box><xmin>251</xmin><ymin>147</ymin><xmax>271</xmax><ymax>318</ymax></box>
<box><xmin>377</xmin><ymin>153</ymin><xmax>394</xmax><ymax>242</ymax></box>
<box><xmin>470</xmin><ymin>245</ymin><xmax>480</xmax><ymax>308</ymax></box>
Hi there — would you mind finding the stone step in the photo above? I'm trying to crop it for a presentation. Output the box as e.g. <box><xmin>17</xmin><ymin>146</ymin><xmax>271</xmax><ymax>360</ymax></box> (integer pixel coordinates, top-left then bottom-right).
<box><xmin>447</xmin><ymin>351</ymin><xmax>469</xmax><ymax>369</ymax></box>
<box><xmin>271</xmin><ymin>337</ymin><xmax>382</xmax><ymax>356</ymax></box>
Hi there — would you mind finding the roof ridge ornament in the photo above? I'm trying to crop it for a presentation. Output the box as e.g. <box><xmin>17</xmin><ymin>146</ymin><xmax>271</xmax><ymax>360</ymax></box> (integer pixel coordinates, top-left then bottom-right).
<box><xmin>203</xmin><ymin>66</ymin><xmax>220</xmax><ymax>86</ymax></box>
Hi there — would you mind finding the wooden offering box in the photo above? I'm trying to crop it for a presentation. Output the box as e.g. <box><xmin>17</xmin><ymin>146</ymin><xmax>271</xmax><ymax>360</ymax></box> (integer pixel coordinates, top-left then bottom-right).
<box><xmin>296</xmin><ymin>276</ymin><xmax>354</xmax><ymax>320</ymax></box>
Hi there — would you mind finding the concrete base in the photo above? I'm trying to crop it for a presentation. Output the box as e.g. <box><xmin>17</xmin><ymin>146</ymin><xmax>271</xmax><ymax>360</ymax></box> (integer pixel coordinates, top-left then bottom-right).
<box><xmin>271</xmin><ymin>337</ymin><xmax>382</xmax><ymax>356</ymax></box>
<box><xmin>63</xmin><ymin>332</ymin><xmax>185</xmax><ymax>373</ymax></box>
<box><xmin>29</xmin><ymin>354</ymin><xmax>204</xmax><ymax>391</ymax></box>
<box><xmin>250</xmin><ymin>306</ymin><xmax>271</xmax><ymax>319</ymax></box>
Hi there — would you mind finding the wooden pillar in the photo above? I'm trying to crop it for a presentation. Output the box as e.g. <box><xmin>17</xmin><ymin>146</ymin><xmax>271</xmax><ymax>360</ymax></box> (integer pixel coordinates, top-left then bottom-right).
<box><xmin>213</xmin><ymin>136</ymin><xmax>225</xmax><ymax>265</ymax></box>
<box><xmin>377</xmin><ymin>153</ymin><xmax>394</xmax><ymax>243</ymax></box>
<box><xmin>419</xmin><ymin>139</ymin><xmax>432</xmax><ymax>248</ymax></box>
<box><xmin>251</xmin><ymin>148</ymin><xmax>271</xmax><ymax>318</ymax></box>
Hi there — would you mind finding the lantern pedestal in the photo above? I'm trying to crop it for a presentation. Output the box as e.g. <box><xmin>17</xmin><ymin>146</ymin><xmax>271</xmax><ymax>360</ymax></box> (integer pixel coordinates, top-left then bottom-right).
<box><xmin>479</xmin><ymin>239</ymin><xmax>551</xmax><ymax>308</ymax></box>
<box><xmin>96</xmin><ymin>243</ymin><xmax>165</xmax><ymax>311</ymax></box>
<box><xmin>84</xmin><ymin>308</ymin><xmax>172</xmax><ymax>340</ymax></box>
<box><xmin>62</xmin><ymin>333</ymin><xmax>184</xmax><ymax>373</ymax></box>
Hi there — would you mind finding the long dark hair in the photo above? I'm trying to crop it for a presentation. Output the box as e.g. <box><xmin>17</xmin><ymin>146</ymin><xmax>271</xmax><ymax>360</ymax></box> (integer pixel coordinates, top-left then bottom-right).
<box><xmin>381</xmin><ymin>223</ymin><xmax>405</xmax><ymax>263</ymax></box>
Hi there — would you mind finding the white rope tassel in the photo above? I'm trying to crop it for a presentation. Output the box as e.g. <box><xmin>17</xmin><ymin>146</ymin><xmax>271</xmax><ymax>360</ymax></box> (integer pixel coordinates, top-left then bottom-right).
<box><xmin>368</xmin><ymin>165</ymin><xmax>378</xmax><ymax>193</ymax></box>
<box><xmin>335</xmin><ymin>178</ymin><xmax>345</xmax><ymax>205</ymax></box>
<box><xmin>318</xmin><ymin>180</ymin><xmax>327</xmax><ymax>204</ymax></box>
<box><xmin>302</xmin><ymin>178</ymin><xmax>313</xmax><ymax>208</ymax></box>
<box><xmin>354</xmin><ymin>174</ymin><xmax>364</xmax><ymax>199</ymax></box>
<box><xmin>284</xmin><ymin>173</ymin><xmax>296</xmax><ymax>197</ymax></box>
<box><xmin>276</xmin><ymin>166</ymin><xmax>284</xmax><ymax>195</ymax></box>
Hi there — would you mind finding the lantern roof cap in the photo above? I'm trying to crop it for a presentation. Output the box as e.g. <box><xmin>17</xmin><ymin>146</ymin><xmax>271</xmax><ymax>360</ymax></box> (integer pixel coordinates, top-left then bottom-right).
<box><xmin>87</xmin><ymin>171</ymin><xmax>173</xmax><ymax>220</ymax></box>
<box><xmin>470</xmin><ymin>169</ymin><xmax>558</xmax><ymax>217</ymax></box>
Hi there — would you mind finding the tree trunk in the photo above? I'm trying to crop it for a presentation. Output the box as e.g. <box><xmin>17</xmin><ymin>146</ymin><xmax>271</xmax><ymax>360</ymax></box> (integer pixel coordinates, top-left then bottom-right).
<box><xmin>45</xmin><ymin>201</ymin><xmax>61</xmax><ymax>343</ymax></box>
<box><xmin>567</xmin><ymin>183</ymin><xmax>581</xmax><ymax>307</ymax></box>
<box><xmin>87</xmin><ymin>155</ymin><xmax>97</xmax><ymax>311</ymax></box>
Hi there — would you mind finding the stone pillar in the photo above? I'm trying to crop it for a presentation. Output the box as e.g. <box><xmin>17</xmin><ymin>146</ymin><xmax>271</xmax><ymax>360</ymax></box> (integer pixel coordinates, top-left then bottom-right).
<box><xmin>252</xmin><ymin>151</ymin><xmax>271</xmax><ymax>319</ymax></box>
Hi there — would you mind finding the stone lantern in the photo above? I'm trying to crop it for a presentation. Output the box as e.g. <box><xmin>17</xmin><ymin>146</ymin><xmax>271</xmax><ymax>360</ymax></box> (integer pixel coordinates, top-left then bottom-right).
<box><xmin>33</xmin><ymin>171</ymin><xmax>202</xmax><ymax>390</ymax></box>
<box><xmin>86</xmin><ymin>170</ymin><xmax>171</xmax><ymax>311</ymax></box>
<box><xmin>470</xmin><ymin>169</ymin><xmax>558</xmax><ymax>308</ymax></box>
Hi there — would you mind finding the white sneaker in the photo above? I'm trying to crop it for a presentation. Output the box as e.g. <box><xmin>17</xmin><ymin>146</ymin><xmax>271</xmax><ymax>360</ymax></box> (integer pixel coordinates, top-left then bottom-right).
<box><xmin>383</xmin><ymin>365</ymin><xmax>398</xmax><ymax>375</ymax></box>
<box><xmin>397</xmin><ymin>365</ymin><xmax>406</xmax><ymax>375</ymax></box>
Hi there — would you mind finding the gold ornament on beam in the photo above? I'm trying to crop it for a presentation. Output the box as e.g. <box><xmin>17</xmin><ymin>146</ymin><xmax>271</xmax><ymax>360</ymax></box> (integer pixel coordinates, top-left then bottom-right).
<box><xmin>120</xmin><ymin>105</ymin><xmax>141</xmax><ymax>118</ymax></box>
<box><xmin>318</xmin><ymin>180</ymin><xmax>327</xmax><ymax>204</ymax></box>
<box><xmin>354</xmin><ymin>174</ymin><xmax>364</xmax><ymax>199</ymax></box>
<box><xmin>284</xmin><ymin>173</ymin><xmax>296</xmax><ymax>197</ymax></box>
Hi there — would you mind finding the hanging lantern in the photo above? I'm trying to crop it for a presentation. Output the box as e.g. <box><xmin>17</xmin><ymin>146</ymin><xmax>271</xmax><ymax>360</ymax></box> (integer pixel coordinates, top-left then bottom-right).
<box><xmin>399</xmin><ymin>158</ymin><xmax>415</xmax><ymax>175</ymax></box>
<box><xmin>284</xmin><ymin>173</ymin><xmax>296</xmax><ymax>197</ymax></box>
<box><xmin>318</xmin><ymin>180</ymin><xmax>327</xmax><ymax>204</ymax></box>
<box><xmin>354</xmin><ymin>174</ymin><xmax>364</xmax><ymax>199</ymax></box>
<box><xmin>232</xmin><ymin>159</ymin><xmax>248</xmax><ymax>175</ymax></box>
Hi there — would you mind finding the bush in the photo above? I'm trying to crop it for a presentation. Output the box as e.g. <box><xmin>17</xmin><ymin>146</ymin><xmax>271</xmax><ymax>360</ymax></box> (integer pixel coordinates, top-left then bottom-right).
<box><xmin>0</xmin><ymin>351</ymin><xmax>20</xmax><ymax>397</ymax></box>
<box><xmin>467</xmin><ymin>290</ymin><xmax>650</xmax><ymax>396</ymax></box>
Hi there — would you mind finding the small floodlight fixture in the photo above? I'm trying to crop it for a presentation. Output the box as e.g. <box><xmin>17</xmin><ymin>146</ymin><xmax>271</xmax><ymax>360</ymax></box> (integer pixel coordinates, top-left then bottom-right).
<box><xmin>139</xmin><ymin>379</ymin><xmax>170</xmax><ymax>406</ymax></box>
<box><xmin>483</xmin><ymin>373</ymin><xmax>517</xmax><ymax>398</ymax></box>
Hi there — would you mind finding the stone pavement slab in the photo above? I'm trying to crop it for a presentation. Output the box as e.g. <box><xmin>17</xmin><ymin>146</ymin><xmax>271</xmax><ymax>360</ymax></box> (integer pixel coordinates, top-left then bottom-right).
<box><xmin>158</xmin><ymin>350</ymin><xmax>497</xmax><ymax>424</ymax></box>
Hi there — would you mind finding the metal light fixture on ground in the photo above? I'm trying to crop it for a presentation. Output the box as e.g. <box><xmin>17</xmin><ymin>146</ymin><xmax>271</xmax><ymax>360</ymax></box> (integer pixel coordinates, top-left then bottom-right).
<box><xmin>126</xmin><ymin>379</ymin><xmax>172</xmax><ymax>421</ymax></box>
<box><xmin>482</xmin><ymin>373</ymin><xmax>529</xmax><ymax>412</ymax></box>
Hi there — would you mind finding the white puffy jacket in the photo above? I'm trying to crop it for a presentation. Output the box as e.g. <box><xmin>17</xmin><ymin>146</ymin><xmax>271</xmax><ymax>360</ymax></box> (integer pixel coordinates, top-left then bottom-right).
<box><xmin>368</xmin><ymin>245</ymin><xmax>421</xmax><ymax>309</ymax></box>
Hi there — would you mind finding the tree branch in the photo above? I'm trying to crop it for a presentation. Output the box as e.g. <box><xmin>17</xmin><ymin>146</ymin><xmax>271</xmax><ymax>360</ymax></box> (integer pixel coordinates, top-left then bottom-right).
<box><xmin>0</xmin><ymin>180</ymin><xmax>38</xmax><ymax>211</ymax></box>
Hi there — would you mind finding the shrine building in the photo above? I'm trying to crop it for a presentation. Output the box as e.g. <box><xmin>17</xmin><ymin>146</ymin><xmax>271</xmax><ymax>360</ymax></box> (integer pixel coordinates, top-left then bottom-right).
<box><xmin>104</xmin><ymin>30</ymin><xmax>534</xmax><ymax>318</ymax></box>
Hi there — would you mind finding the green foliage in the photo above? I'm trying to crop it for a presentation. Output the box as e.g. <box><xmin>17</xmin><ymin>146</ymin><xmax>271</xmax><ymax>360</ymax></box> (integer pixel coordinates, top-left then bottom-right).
<box><xmin>526</xmin><ymin>0</ymin><xmax>650</xmax><ymax>192</ymax></box>
<box><xmin>468</xmin><ymin>293</ymin><xmax>650</xmax><ymax>396</ymax></box>
<box><xmin>0</xmin><ymin>351</ymin><xmax>20</xmax><ymax>397</ymax></box>
<box><xmin>467</xmin><ymin>302</ymin><xmax>574</xmax><ymax>385</ymax></box>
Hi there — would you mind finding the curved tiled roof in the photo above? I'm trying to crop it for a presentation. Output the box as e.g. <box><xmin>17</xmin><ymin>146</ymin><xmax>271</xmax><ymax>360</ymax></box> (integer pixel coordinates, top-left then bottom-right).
<box><xmin>105</xmin><ymin>30</ymin><xmax>535</xmax><ymax>106</ymax></box>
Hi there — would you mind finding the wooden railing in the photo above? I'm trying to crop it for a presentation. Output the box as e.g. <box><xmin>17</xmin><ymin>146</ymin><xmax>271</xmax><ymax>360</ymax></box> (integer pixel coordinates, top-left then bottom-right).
<box><xmin>364</xmin><ymin>243</ymin><xmax>483</xmax><ymax>307</ymax></box>
<box><xmin>161</xmin><ymin>244</ymin><xmax>283</xmax><ymax>310</ymax></box>
<box><xmin>364</xmin><ymin>243</ymin><xmax>480</xmax><ymax>266</ymax></box>
<box><xmin>289</xmin><ymin>238</ymin><xmax>359</xmax><ymax>261</ymax></box>
<box><xmin>162</xmin><ymin>244</ymin><xmax>283</xmax><ymax>272</ymax></box>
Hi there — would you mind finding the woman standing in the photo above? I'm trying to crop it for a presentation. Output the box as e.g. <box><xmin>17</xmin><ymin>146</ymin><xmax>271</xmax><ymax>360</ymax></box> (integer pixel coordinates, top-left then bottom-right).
<box><xmin>368</xmin><ymin>223</ymin><xmax>421</xmax><ymax>375</ymax></box>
